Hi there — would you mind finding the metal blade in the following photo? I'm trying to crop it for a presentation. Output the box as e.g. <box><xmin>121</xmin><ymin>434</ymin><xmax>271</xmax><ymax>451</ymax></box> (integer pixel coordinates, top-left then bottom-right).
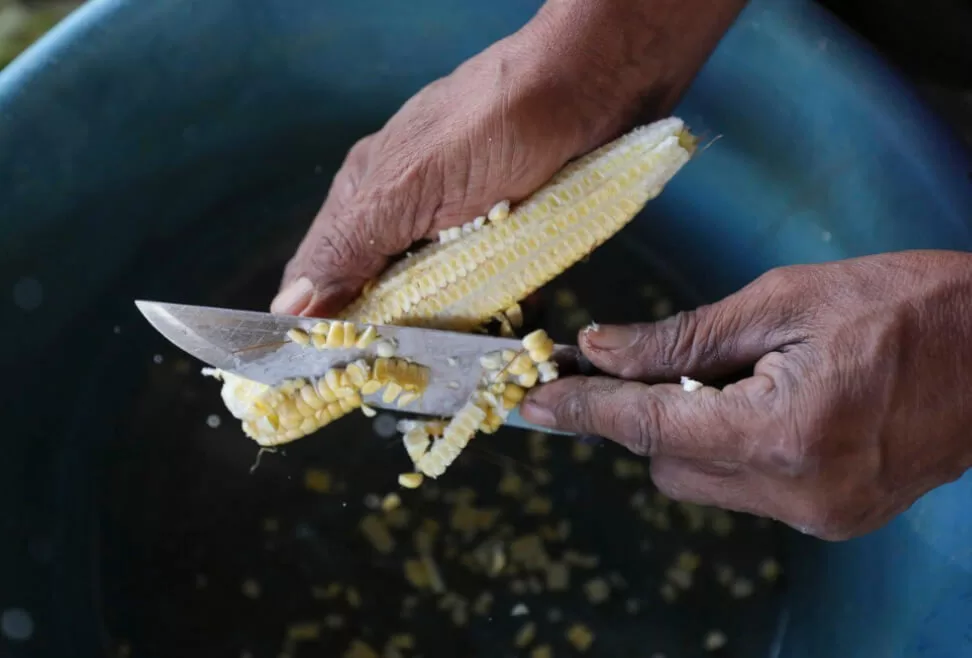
<box><xmin>134</xmin><ymin>300</ymin><xmax>572</xmax><ymax>433</ymax></box>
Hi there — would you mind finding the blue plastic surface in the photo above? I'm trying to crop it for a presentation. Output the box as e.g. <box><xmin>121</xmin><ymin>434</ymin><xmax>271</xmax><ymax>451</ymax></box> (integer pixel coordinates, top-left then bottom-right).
<box><xmin>1</xmin><ymin>0</ymin><xmax>971</xmax><ymax>656</ymax></box>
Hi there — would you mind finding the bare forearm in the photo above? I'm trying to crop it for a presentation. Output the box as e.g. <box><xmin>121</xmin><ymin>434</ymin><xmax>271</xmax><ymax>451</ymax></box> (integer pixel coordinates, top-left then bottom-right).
<box><xmin>517</xmin><ymin>0</ymin><xmax>748</xmax><ymax>146</ymax></box>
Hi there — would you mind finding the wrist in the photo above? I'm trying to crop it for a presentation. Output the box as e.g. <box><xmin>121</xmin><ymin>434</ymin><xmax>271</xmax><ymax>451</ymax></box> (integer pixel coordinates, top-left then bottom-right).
<box><xmin>514</xmin><ymin>0</ymin><xmax>747</xmax><ymax>149</ymax></box>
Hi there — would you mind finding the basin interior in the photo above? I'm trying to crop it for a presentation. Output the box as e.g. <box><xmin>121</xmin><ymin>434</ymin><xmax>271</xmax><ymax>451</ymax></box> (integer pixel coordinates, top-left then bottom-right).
<box><xmin>3</xmin><ymin>0</ymin><xmax>972</xmax><ymax>657</ymax></box>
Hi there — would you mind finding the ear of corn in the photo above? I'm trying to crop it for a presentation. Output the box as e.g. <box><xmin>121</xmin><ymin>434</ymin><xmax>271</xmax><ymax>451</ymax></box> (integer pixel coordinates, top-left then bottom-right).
<box><xmin>205</xmin><ymin>117</ymin><xmax>696</xmax><ymax>479</ymax></box>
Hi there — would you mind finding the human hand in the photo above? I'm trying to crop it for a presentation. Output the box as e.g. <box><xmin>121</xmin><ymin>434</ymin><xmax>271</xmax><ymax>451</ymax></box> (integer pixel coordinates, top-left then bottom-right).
<box><xmin>271</xmin><ymin>0</ymin><xmax>747</xmax><ymax>317</ymax></box>
<box><xmin>269</xmin><ymin>30</ymin><xmax>622</xmax><ymax>317</ymax></box>
<box><xmin>521</xmin><ymin>250</ymin><xmax>972</xmax><ymax>540</ymax></box>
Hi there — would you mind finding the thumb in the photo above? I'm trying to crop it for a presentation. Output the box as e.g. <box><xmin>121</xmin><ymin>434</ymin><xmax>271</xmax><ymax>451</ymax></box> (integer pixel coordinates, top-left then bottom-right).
<box><xmin>579</xmin><ymin>285</ymin><xmax>800</xmax><ymax>383</ymax></box>
<box><xmin>271</xmin><ymin>199</ymin><xmax>389</xmax><ymax>317</ymax></box>
<box><xmin>270</xmin><ymin>138</ymin><xmax>400</xmax><ymax>317</ymax></box>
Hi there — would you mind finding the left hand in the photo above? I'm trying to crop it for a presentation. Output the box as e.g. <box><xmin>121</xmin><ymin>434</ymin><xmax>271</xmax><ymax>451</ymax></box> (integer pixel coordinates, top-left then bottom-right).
<box><xmin>520</xmin><ymin>250</ymin><xmax>972</xmax><ymax>540</ymax></box>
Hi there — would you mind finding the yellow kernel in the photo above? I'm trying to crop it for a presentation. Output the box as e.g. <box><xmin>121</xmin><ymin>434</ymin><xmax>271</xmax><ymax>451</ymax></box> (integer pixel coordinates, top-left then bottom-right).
<box><xmin>503</xmin><ymin>384</ymin><xmax>526</xmax><ymax>404</ymax></box>
<box><xmin>381</xmin><ymin>493</ymin><xmax>401</xmax><ymax>512</ymax></box>
<box><xmin>360</xmin><ymin>404</ymin><xmax>376</xmax><ymax>417</ymax></box>
<box><xmin>508</xmin><ymin>353</ymin><xmax>533</xmax><ymax>376</ymax></box>
<box><xmin>505</xmin><ymin>304</ymin><xmax>524</xmax><ymax>328</ymax></box>
<box><xmin>546</xmin><ymin>562</ymin><xmax>570</xmax><ymax>591</ymax></box>
<box><xmin>522</xmin><ymin>329</ymin><xmax>550</xmax><ymax>352</ymax></box>
<box><xmin>326</xmin><ymin>322</ymin><xmax>344</xmax><ymax>348</ymax></box>
<box><xmin>312</xmin><ymin>332</ymin><xmax>328</xmax><ymax>349</ymax></box>
<box><xmin>326</xmin><ymin>401</ymin><xmax>343</xmax><ymax>418</ymax></box>
<box><xmin>314</xmin><ymin>379</ymin><xmax>337</xmax><ymax>404</ymax></box>
<box><xmin>324</xmin><ymin>368</ymin><xmax>343</xmax><ymax>392</ymax></box>
<box><xmin>344</xmin><ymin>639</ymin><xmax>379</xmax><ymax>658</ymax></box>
<box><xmin>382</xmin><ymin>382</ymin><xmax>404</xmax><ymax>403</ymax></box>
<box><xmin>403</xmin><ymin>559</ymin><xmax>430</xmax><ymax>589</ymax></box>
<box><xmin>339</xmin><ymin>395</ymin><xmax>361</xmax><ymax>413</ymax></box>
<box><xmin>566</xmin><ymin>623</ymin><xmax>595</xmax><ymax>652</ymax></box>
<box><xmin>287</xmin><ymin>328</ymin><xmax>310</xmax><ymax>346</ymax></box>
<box><xmin>300</xmin><ymin>385</ymin><xmax>324</xmax><ymax>409</ymax></box>
<box><xmin>355</xmin><ymin>325</ymin><xmax>379</xmax><ymax>348</ymax></box>
<box><xmin>759</xmin><ymin>558</ymin><xmax>782</xmax><ymax>582</ymax></box>
<box><xmin>360</xmin><ymin>380</ymin><xmax>382</xmax><ymax>395</ymax></box>
<box><xmin>525</xmin><ymin>496</ymin><xmax>552</xmax><ymax>515</ymax></box>
<box><xmin>310</xmin><ymin>321</ymin><xmax>330</xmax><ymax>335</ymax></box>
<box><xmin>531</xmin><ymin>645</ymin><xmax>552</xmax><ymax>658</ymax></box>
<box><xmin>517</xmin><ymin>368</ymin><xmax>539</xmax><ymax>387</ymax></box>
<box><xmin>359</xmin><ymin>514</ymin><xmax>394</xmax><ymax>554</ymax></box>
<box><xmin>514</xmin><ymin>622</ymin><xmax>537</xmax><ymax>649</ymax></box>
<box><xmin>398</xmin><ymin>472</ymin><xmax>424</xmax><ymax>489</ymax></box>
<box><xmin>342</xmin><ymin>321</ymin><xmax>357</xmax><ymax>347</ymax></box>
<box><xmin>529</xmin><ymin>344</ymin><xmax>555</xmax><ymax>363</ymax></box>
<box><xmin>304</xmin><ymin>468</ymin><xmax>332</xmax><ymax>493</ymax></box>
<box><xmin>584</xmin><ymin>577</ymin><xmax>611</xmax><ymax>604</ymax></box>
<box><xmin>397</xmin><ymin>391</ymin><xmax>420</xmax><ymax>408</ymax></box>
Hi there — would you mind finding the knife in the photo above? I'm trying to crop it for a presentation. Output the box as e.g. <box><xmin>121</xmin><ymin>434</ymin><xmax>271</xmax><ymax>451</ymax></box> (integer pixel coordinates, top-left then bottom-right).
<box><xmin>134</xmin><ymin>300</ymin><xmax>583</xmax><ymax>434</ymax></box>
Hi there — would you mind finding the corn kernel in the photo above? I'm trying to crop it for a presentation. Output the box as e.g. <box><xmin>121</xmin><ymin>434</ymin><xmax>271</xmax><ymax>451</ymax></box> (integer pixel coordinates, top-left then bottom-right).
<box><xmin>287</xmin><ymin>328</ymin><xmax>310</xmax><ymax>346</ymax></box>
<box><xmin>398</xmin><ymin>472</ymin><xmax>424</xmax><ymax>489</ymax></box>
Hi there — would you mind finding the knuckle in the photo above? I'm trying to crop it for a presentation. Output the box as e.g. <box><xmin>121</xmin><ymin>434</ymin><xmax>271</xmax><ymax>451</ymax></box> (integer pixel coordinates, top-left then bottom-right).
<box><xmin>558</xmin><ymin>391</ymin><xmax>593</xmax><ymax>431</ymax></box>
<box><xmin>656</xmin><ymin>311</ymin><xmax>700</xmax><ymax>368</ymax></box>
<box><xmin>759</xmin><ymin>266</ymin><xmax>798</xmax><ymax>293</ymax></box>
<box><xmin>309</xmin><ymin>223</ymin><xmax>360</xmax><ymax>274</ymax></box>
<box><xmin>627</xmin><ymin>395</ymin><xmax>665</xmax><ymax>456</ymax></box>
<box><xmin>791</xmin><ymin>496</ymin><xmax>851</xmax><ymax>541</ymax></box>
<box><xmin>759</xmin><ymin>426</ymin><xmax>819</xmax><ymax>477</ymax></box>
<box><xmin>653</xmin><ymin>308</ymin><xmax>727</xmax><ymax>373</ymax></box>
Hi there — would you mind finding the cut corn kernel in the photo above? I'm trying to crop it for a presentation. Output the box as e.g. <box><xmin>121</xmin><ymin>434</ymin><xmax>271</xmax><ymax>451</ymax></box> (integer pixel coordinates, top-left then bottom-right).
<box><xmin>398</xmin><ymin>472</ymin><xmax>424</xmax><ymax>489</ymax></box>
<box><xmin>566</xmin><ymin>623</ymin><xmax>595</xmax><ymax>652</ymax></box>
<box><xmin>287</xmin><ymin>328</ymin><xmax>311</xmax><ymax>346</ymax></box>
<box><xmin>514</xmin><ymin>622</ymin><xmax>537</xmax><ymax>649</ymax></box>
<box><xmin>487</xmin><ymin>200</ymin><xmax>511</xmax><ymax>222</ymax></box>
<box><xmin>355</xmin><ymin>325</ymin><xmax>379</xmax><ymax>348</ymax></box>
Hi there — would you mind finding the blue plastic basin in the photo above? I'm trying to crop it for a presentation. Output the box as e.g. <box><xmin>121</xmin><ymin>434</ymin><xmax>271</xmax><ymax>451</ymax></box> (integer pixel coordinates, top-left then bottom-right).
<box><xmin>1</xmin><ymin>0</ymin><xmax>970</xmax><ymax>656</ymax></box>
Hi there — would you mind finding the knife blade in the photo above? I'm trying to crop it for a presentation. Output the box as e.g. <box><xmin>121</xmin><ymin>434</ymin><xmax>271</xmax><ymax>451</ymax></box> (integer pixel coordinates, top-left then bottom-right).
<box><xmin>134</xmin><ymin>300</ymin><xmax>576</xmax><ymax>433</ymax></box>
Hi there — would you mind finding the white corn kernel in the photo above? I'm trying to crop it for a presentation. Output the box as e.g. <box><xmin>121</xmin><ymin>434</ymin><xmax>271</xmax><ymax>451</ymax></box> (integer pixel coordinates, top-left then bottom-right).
<box><xmin>681</xmin><ymin>376</ymin><xmax>703</xmax><ymax>392</ymax></box>
<box><xmin>487</xmin><ymin>200</ymin><xmax>511</xmax><ymax>222</ymax></box>
<box><xmin>375</xmin><ymin>340</ymin><xmax>397</xmax><ymax>358</ymax></box>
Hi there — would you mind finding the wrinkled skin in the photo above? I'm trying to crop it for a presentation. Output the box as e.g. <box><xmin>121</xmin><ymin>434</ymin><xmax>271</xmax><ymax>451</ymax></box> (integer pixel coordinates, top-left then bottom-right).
<box><xmin>521</xmin><ymin>252</ymin><xmax>972</xmax><ymax>540</ymax></box>
<box><xmin>270</xmin><ymin>0</ymin><xmax>972</xmax><ymax>541</ymax></box>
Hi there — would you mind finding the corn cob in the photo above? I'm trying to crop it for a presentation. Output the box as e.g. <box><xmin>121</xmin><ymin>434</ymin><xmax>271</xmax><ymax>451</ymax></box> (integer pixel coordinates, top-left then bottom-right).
<box><xmin>205</xmin><ymin>117</ymin><xmax>696</xmax><ymax>475</ymax></box>
<box><xmin>338</xmin><ymin>117</ymin><xmax>695</xmax><ymax>331</ymax></box>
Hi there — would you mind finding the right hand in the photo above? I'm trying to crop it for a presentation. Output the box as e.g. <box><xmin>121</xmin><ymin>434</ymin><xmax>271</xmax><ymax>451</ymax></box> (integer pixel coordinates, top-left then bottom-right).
<box><xmin>271</xmin><ymin>27</ymin><xmax>626</xmax><ymax>317</ymax></box>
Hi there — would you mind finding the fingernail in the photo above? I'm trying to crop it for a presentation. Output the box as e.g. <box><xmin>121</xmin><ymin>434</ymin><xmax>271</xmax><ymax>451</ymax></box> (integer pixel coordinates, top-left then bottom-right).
<box><xmin>271</xmin><ymin>277</ymin><xmax>314</xmax><ymax>315</ymax></box>
<box><xmin>584</xmin><ymin>324</ymin><xmax>638</xmax><ymax>351</ymax></box>
<box><xmin>521</xmin><ymin>399</ymin><xmax>556</xmax><ymax>428</ymax></box>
